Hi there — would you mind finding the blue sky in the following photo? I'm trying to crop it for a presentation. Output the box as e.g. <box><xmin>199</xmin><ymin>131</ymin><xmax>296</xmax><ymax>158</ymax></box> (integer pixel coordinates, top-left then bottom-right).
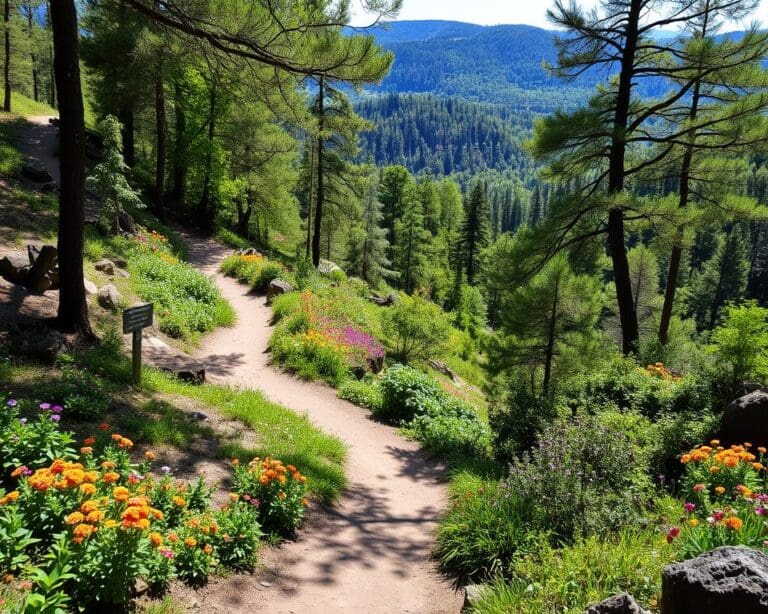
<box><xmin>350</xmin><ymin>1</ymin><xmax>768</xmax><ymax>30</ymax></box>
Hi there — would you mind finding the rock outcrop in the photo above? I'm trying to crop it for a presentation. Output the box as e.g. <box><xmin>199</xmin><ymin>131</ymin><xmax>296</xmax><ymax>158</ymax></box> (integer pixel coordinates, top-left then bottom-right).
<box><xmin>266</xmin><ymin>279</ymin><xmax>293</xmax><ymax>304</ymax></box>
<box><xmin>719</xmin><ymin>390</ymin><xmax>768</xmax><ymax>447</ymax></box>
<box><xmin>661</xmin><ymin>546</ymin><xmax>768</xmax><ymax>614</ymax></box>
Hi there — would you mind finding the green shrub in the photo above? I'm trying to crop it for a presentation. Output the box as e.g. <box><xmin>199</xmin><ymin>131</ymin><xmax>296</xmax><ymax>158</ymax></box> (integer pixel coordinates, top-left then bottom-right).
<box><xmin>435</xmin><ymin>473</ymin><xmax>529</xmax><ymax>581</ymax></box>
<box><xmin>249</xmin><ymin>262</ymin><xmax>285</xmax><ymax>292</ymax></box>
<box><xmin>215</xmin><ymin>228</ymin><xmax>252</xmax><ymax>250</ymax></box>
<box><xmin>132</xmin><ymin>252</ymin><xmax>233</xmax><ymax>340</ymax></box>
<box><xmin>338</xmin><ymin>379</ymin><xmax>383</xmax><ymax>411</ymax></box>
<box><xmin>382</xmin><ymin>295</ymin><xmax>451</xmax><ymax>363</ymax></box>
<box><xmin>408</xmin><ymin>397</ymin><xmax>490</xmax><ymax>458</ymax></box>
<box><xmin>562</xmin><ymin>357</ymin><xmax>714</xmax><ymax>419</ymax></box>
<box><xmin>270</xmin><ymin>327</ymin><xmax>350</xmax><ymax>386</ymax></box>
<box><xmin>47</xmin><ymin>365</ymin><xmax>111</xmax><ymax>421</ymax></box>
<box><xmin>503</xmin><ymin>415</ymin><xmax>651</xmax><ymax>543</ymax></box>
<box><xmin>488</xmin><ymin>374</ymin><xmax>557</xmax><ymax>461</ymax></box>
<box><xmin>220</xmin><ymin>254</ymin><xmax>287</xmax><ymax>292</ymax></box>
<box><xmin>471</xmin><ymin>531</ymin><xmax>673</xmax><ymax>614</ymax></box>
<box><xmin>710</xmin><ymin>302</ymin><xmax>768</xmax><ymax>390</ymax></box>
<box><xmin>377</xmin><ymin>364</ymin><xmax>443</xmax><ymax>424</ymax></box>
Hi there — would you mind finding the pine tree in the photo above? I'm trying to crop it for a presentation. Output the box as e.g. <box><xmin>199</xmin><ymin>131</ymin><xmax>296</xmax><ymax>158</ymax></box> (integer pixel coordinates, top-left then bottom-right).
<box><xmin>346</xmin><ymin>173</ymin><xmax>396</xmax><ymax>286</ymax></box>
<box><xmin>459</xmin><ymin>182</ymin><xmax>490</xmax><ymax>285</ymax></box>
<box><xmin>490</xmin><ymin>254</ymin><xmax>603</xmax><ymax>394</ymax></box>
<box><xmin>393</xmin><ymin>182</ymin><xmax>428</xmax><ymax>294</ymax></box>
<box><xmin>529</xmin><ymin>183</ymin><xmax>543</xmax><ymax>226</ymax></box>
<box><xmin>687</xmin><ymin>225</ymin><xmax>751</xmax><ymax>330</ymax></box>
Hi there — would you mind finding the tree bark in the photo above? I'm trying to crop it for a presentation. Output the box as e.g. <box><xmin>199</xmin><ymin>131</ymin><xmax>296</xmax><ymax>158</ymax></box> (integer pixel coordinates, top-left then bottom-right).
<box><xmin>50</xmin><ymin>0</ymin><xmax>92</xmax><ymax>336</ymax></box>
<box><xmin>198</xmin><ymin>82</ymin><xmax>217</xmax><ymax>233</ymax></box>
<box><xmin>305</xmin><ymin>138</ymin><xmax>315</xmax><ymax>258</ymax></box>
<box><xmin>659</xmin><ymin>2</ymin><xmax>709</xmax><ymax>346</ymax></box>
<box><xmin>154</xmin><ymin>62</ymin><xmax>166</xmax><ymax>222</ymax></box>
<box><xmin>25</xmin><ymin>2</ymin><xmax>38</xmax><ymax>102</ymax></box>
<box><xmin>543</xmin><ymin>274</ymin><xmax>559</xmax><ymax>395</ymax></box>
<box><xmin>607</xmin><ymin>0</ymin><xmax>641</xmax><ymax>355</ymax></box>
<box><xmin>118</xmin><ymin>105</ymin><xmax>135</xmax><ymax>168</ymax></box>
<box><xmin>312</xmin><ymin>78</ymin><xmax>325</xmax><ymax>267</ymax></box>
<box><xmin>3</xmin><ymin>0</ymin><xmax>11</xmax><ymax>112</ymax></box>
<box><xmin>172</xmin><ymin>80</ymin><xmax>186</xmax><ymax>204</ymax></box>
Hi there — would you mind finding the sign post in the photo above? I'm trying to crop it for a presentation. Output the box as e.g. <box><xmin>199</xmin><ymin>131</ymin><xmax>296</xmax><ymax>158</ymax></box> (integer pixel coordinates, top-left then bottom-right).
<box><xmin>123</xmin><ymin>304</ymin><xmax>154</xmax><ymax>384</ymax></box>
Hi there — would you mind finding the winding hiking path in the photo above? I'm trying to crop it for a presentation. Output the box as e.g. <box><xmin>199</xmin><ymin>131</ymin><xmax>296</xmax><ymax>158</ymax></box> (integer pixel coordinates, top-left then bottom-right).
<box><xmin>9</xmin><ymin>116</ymin><xmax>462</xmax><ymax>613</ymax></box>
<box><xmin>184</xmin><ymin>237</ymin><xmax>463</xmax><ymax>613</ymax></box>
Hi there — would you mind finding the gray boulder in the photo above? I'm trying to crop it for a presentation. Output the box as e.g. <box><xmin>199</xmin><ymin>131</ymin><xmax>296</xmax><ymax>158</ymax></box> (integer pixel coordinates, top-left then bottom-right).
<box><xmin>84</xmin><ymin>279</ymin><xmax>98</xmax><ymax>296</ymax></box>
<box><xmin>0</xmin><ymin>253</ymin><xmax>31</xmax><ymax>284</ymax></box>
<box><xmin>26</xmin><ymin>245</ymin><xmax>58</xmax><ymax>293</ymax></box>
<box><xmin>266</xmin><ymin>279</ymin><xmax>293</xmax><ymax>304</ymax></box>
<box><xmin>94</xmin><ymin>259</ymin><xmax>115</xmax><ymax>275</ymax></box>
<box><xmin>11</xmin><ymin>323</ymin><xmax>68</xmax><ymax>363</ymax></box>
<box><xmin>97</xmin><ymin>284</ymin><xmax>120</xmax><ymax>310</ymax></box>
<box><xmin>237</xmin><ymin>247</ymin><xmax>263</xmax><ymax>257</ymax></box>
<box><xmin>317</xmin><ymin>259</ymin><xmax>343</xmax><ymax>276</ymax></box>
<box><xmin>661</xmin><ymin>546</ymin><xmax>768</xmax><ymax>614</ymax></box>
<box><xmin>719</xmin><ymin>390</ymin><xmax>768</xmax><ymax>446</ymax></box>
<box><xmin>21</xmin><ymin>159</ymin><xmax>53</xmax><ymax>183</ymax></box>
<box><xmin>586</xmin><ymin>594</ymin><xmax>649</xmax><ymax>614</ymax></box>
<box><xmin>115</xmin><ymin>268</ymin><xmax>130</xmax><ymax>279</ymax></box>
<box><xmin>463</xmin><ymin>584</ymin><xmax>490</xmax><ymax>610</ymax></box>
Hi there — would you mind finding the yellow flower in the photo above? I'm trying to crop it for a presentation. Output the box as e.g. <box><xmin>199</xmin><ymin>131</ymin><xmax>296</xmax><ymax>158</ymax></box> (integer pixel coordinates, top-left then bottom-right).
<box><xmin>113</xmin><ymin>486</ymin><xmax>131</xmax><ymax>502</ymax></box>
<box><xmin>104</xmin><ymin>519</ymin><xmax>118</xmax><ymax>529</ymax></box>
<box><xmin>172</xmin><ymin>496</ymin><xmax>185</xmax><ymax>507</ymax></box>
<box><xmin>689</xmin><ymin>518</ymin><xmax>699</xmax><ymax>528</ymax></box>
<box><xmin>709</xmin><ymin>466</ymin><xmax>720</xmax><ymax>474</ymax></box>
<box><xmin>65</xmin><ymin>512</ymin><xmax>85</xmax><ymax>525</ymax></box>
<box><xmin>715</xmin><ymin>486</ymin><xmax>726</xmax><ymax>495</ymax></box>
<box><xmin>184</xmin><ymin>537</ymin><xmax>197</xmax><ymax>548</ymax></box>
<box><xmin>144</xmin><ymin>451</ymin><xmax>156</xmax><ymax>461</ymax></box>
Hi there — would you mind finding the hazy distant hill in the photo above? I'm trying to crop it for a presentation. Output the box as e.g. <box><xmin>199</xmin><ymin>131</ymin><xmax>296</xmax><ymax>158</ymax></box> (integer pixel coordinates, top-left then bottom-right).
<box><xmin>362</xmin><ymin>20</ymin><xmax>592</xmax><ymax>111</ymax></box>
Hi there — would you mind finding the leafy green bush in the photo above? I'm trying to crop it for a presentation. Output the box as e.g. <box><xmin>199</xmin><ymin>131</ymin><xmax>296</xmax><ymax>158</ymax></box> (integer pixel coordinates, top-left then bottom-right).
<box><xmin>221</xmin><ymin>254</ymin><xmax>287</xmax><ymax>292</ymax></box>
<box><xmin>488</xmin><ymin>374</ymin><xmax>557</xmax><ymax>461</ymax></box>
<box><xmin>270</xmin><ymin>326</ymin><xmax>350</xmax><ymax>386</ymax></box>
<box><xmin>503</xmin><ymin>415</ymin><xmax>651</xmax><ymax>543</ymax></box>
<box><xmin>338</xmin><ymin>379</ymin><xmax>383</xmax><ymax>411</ymax></box>
<box><xmin>562</xmin><ymin>357</ymin><xmax>714</xmax><ymax>419</ymax></box>
<box><xmin>382</xmin><ymin>295</ymin><xmax>451</xmax><ymax>363</ymax></box>
<box><xmin>408</xmin><ymin>397</ymin><xmax>490</xmax><ymax>458</ymax></box>
<box><xmin>47</xmin><ymin>364</ymin><xmax>111</xmax><ymax>421</ymax></box>
<box><xmin>710</xmin><ymin>302</ymin><xmax>768</xmax><ymax>389</ymax></box>
<box><xmin>249</xmin><ymin>262</ymin><xmax>285</xmax><ymax>292</ymax></box>
<box><xmin>132</xmin><ymin>252</ymin><xmax>234</xmax><ymax>340</ymax></box>
<box><xmin>471</xmin><ymin>530</ymin><xmax>673</xmax><ymax>614</ymax></box>
<box><xmin>435</xmin><ymin>473</ymin><xmax>529</xmax><ymax>581</ymax></box>
<box><xmin>377</xmin><ymin>364</ymin><xmax>443</xmax><ymax>424</ymax></box>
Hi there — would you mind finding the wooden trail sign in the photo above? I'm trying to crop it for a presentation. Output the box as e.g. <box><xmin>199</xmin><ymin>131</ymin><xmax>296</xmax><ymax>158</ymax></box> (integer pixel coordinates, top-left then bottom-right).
<box><xmin>123</xmin><ymin>304</ymin><xmax>154</xmax><ymax>384</ymax></box>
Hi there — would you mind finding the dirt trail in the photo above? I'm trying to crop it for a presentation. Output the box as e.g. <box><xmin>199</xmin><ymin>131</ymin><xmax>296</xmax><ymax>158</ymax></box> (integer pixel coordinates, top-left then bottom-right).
<box><xmin>186</xmin><ymin>234</ymin><xmax>463</xmax><ymax>614</ymax></box>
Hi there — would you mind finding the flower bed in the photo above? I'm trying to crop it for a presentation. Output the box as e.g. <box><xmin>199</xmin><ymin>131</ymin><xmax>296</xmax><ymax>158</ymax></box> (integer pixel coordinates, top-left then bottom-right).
<box><xmin>0</xmin><ymin>395</ymin><xmax>308</xmax><ymax>611</ymax></box>
<box><xmin>668</xmin><ymin>440</ymin><xmax>768</xmax><ymax>558</ymax></box>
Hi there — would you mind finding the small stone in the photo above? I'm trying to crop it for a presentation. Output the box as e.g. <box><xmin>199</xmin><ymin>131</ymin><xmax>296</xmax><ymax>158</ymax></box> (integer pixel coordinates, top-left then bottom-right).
<box><xmin>586</xmin><ymin>593</ymin><xmax>649</xmax><ymax>614</ymax></box>
<box><xmin>134</xmin><ymin>578</ymin><xmax>149</xmax><ymax>595</ymax></box>
<box><xmin>317</xmin><ymin>259</ymin><xmax>342</xmax><ymax>276</ymax></box>
<box><xmin>187</xmin><ymin>411</ymin><xmax>209</xmax><ymax>422</ymax></box>
<box><xmin>94</xmin><ymin>259</ymin><xmax>115</xmax><ymax>275</ymax></box>
<box><xmin>116</xmin><ymin>268</ymin><xmax>130</xmax><ymax>279</ymax></box>
<box><xmin>258</xmin><ymin>581</ymin><xmax>272</xmax><ymax>588</ymax></box>
<box><xmin>97</xmin><ymin>284</ymin><xmax>120</xmax><ymax>310</ymax></box>
<box><xmin>84</xmin><ymin>279</ymin><xmax>98</xmax><ymax>296</ymax></box>
<box><xmin>463</xmin><ymin>584</ymin><xmax>490</xmax><ymax>609</ymax></box>
<box><xmin>266</xmin><ymin>279</ymin><xmax>294</xmax><ymax>304</ymax></box>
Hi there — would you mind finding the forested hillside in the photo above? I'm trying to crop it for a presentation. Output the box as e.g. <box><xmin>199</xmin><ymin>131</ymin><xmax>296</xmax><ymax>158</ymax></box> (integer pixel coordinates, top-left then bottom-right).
<box><xmin>366</xmin><ymin>21</ymin><xmax>592</xmax><ymax>110</ymax></box>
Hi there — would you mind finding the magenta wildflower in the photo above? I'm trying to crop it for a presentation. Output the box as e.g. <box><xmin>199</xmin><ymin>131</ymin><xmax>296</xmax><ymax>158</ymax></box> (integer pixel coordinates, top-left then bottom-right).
<box><xmin>39</xmin><ymin>403</ymin><xmax>51</xmax><ymax>410</ymax></box>
<box><xmin>684</xmin><ymin>502</ymin><xmax>696</xmax><ymax>513</ymax></box>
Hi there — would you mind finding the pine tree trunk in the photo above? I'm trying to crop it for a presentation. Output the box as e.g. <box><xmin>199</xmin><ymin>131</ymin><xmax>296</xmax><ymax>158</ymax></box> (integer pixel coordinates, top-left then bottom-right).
<box><xmin>659</xmin><ymin>5</ymin><xmax>709</xmax><ymax>345</ymax></box>
<box><xmin>543</xmin><ymin>275</ymin><xmax>560</xmax><ymax>395</ymax></box>
<box><xmin>154</xmin><ymin>67</ymin><xmax>166</xmax><ymax>222</ymax></box>
<box><xmin>312</xmin><ymin>78</ymin><xmax>325</xmax><ymax>267</ymax></box>
<box><xmin>26</xmin><ymin>4</ymin><xmax>38</xmax><ymax>102</ymax></box>
<box><xmin>305</xmin><ymin>138</ymin><xmax>315</xmax><ymax>258</ymax></box>
<box><xmin>3</xmin><ymin>0</ymin><xmax>11</xmax><ymax>113</ymax></box>
<box><xmin>172</xmin><ymin>80</ymin><xmax>186</xmax><ymax>203</ymax></box>
<box><xmin>50</xmin><ymin>0</ymin><xmax>92</xmax><ymax>337</ymax></box>
<box><xmin>48</xmin><ymin>42</ymin><xmax>55</xmax><ymax>108</ymax></box>
<box><xmin>607</xmin><ymin>0</ymin><xmax>641</xmax><ymax>356</ymax></box>
<box><xmin>118</xmin><ymin>105</ymin><xmax>135</xmax><ymax>168</ymax></box>
<box><xmin>198</xmin><ymin>83</ymin><xmax>217</xmax><ymax>233</ymax></box>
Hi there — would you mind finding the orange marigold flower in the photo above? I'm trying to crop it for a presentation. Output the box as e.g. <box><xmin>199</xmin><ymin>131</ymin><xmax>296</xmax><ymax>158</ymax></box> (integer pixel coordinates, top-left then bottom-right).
<box><xmin>72</xmin><ymin>523</ymin><xmax>95</xmax><ymax>541</ymax></box>
<box><xmin>229</xmin><ymin>493</ymin><xmax>240</xmax><ymax>502</ymax></box>
<box><xmin>118</xmin><ymin>438</ymin><xmax>133</xmax><ymax>450</ymax></box>
<box><xmin>759</xmin><ymin>447</ymin><xmax>767</xmax><ymax>454</ymax></box>
<box><xmin>50</xmin><ymin>459</ymin><xmax>66</xmax><ymax>475</ymax></box>
<box><xmin>98</xmin><ymin>423</ymin><xmax>110</xmax><ymax>431</ymax></box>
<box><xmin>278</xmin><ymin>491</ymin><xmax>287</xmax><ymax>500</ymax></box>
<box><xmin>168</xmin><ymin>533</ymin><xmax>179</xmax><ymax>543</ymax></box>
<box><xmin>84</xmin><ymin>437</ymin><xmax>96</xmax><ymax>446</ymax></box>
<box><xmin>79</xmin><ymin>483</ymin><xmax>96</xmax><ymax>496</ymax></box>
<box><xmin>301</xmin><ymin>497</ymin><xmax>309</xmax><ymax>507</ymax></box>
<box><xmin>64</xmin><ymin>512</ymin><xmax>85</xmax><ymax>525</ymax></box>
<box><xmin>150</xmin><ymin>508</ymin><xmax>164</xmax><ymax>520</ymax></box>
<box><xmin>149</xmin><ymin>532</ymin><xmax>163</xmax><ymax>546</ymax></box>
<box><xmin>10</xmin><ymin>466</ymin><xmax>27</xmax><ymax>479</ymax></box>
<box><xmin>184</xmin><ymin>537</ymin><xmax>197</xmax><ymax>548</ymax></box>
<box><xmin>80</xmin><ymin>500</ymin><xmax>99</xmax><ymax>514</ymax></box>
<box><xmin>172</xmin><ymin>496</ymin><xmax>185</xmax><ymax>507</ymax></box>
<box><xmin>102</xmin><ymin>472</ymin><xmax>120</xmax><ymax>484</ymax></box>
<box><xmin>203</xmin><ymin>544</ymin><xmax>213</xmax><ymax>555</ymax></box>
<box><xmin>231</xmin><ymin>458</ymin><xmax>239</xmax><ymax>466</ymax></box>
<box><xmin>724</xmin><ymin>517</ymin><xmax>743</xmax><ymax>531</ymax></box>
<box><xmin>113</xmin><ymin>486</ymin><xmax>131</xmax><ymax>502</ymax></box>
<box><xmin>715</xmin><ymin>486</ymin><xmax>726</xmax><ymax>495</ymax></box>
<box><xmin>111</xmin><ymin>434</ymin><xmax>122</xmax><ymax>442</ymax></box>
<box><xmin>80</xmin><ymin>447</ymin><xmax>93</xmax><ymax>456</ymax></box>
<box><xmin>754</xmin><ymin>463</ymin><xmax>765</xmax><ymax>471</ymax></box>
<box><xmin>144</xmin><ymin>451</ymin><xmax>156</xmax><ymax>461</ymax></box>
<box><xmin>101</xmin><ymin>461</ymin><xmax>116</xmax><ymax>469</ymax></box>
<box><xmin>83</xmin><ymin>471</ymin><xmax>99</xmax><ymax>484</ymax></box>
<box><xmin>710</xmin><ymin>439</ymin><xmax>720</xmax><ymax>446</ymax></box>
<box><xmin>62</xmin><ymin>468</ymin><xmax>85</xmax><ymax>488</ymax></box>
<box><xmin>104</xmin><ymin>519</ymin><xmax>118</xmax><ymax>529</ymax></box>
<box><xmin>86</xmin><ymin>510</ymin><xmax>105</xmax><ymax>523</ymax></box>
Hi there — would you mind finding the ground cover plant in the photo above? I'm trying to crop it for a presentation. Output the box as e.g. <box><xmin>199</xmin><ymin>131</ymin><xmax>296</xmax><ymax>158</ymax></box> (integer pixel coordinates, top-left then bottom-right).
<box><xmin>0</xmin><ymin>395</ymin><xmax>309</xmax><ymax>611</ymax></box>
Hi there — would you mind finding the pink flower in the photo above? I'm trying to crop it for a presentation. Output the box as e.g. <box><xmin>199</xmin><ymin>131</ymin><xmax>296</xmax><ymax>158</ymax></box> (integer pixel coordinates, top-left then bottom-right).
<box><xmin>160</xmin><ymin>549</ymin><xmax>174</xmax><ymax>559</ymax></box>
<box><xmin>693</xmin><ymin>484</ymin><xmax>705</xmax><ymax>493</ymax></box>
<box><xmin>39</xmin><ymin>403</ymin><xmax>51</xmax><ymax>410</ymax></box>
<box><xmin>684</xmin><ymin>502</ymin><xmax>696</xmax><ymax>513</ymax></box>
<box><xmin>666</xmin><ymin>527</ymin><xmax>680</xmax><ymax>543</ymax></box>
<box><xmin>756</xmin><ymin>508</ymin><xmax>767</xmax><ymax>516</ymax></box>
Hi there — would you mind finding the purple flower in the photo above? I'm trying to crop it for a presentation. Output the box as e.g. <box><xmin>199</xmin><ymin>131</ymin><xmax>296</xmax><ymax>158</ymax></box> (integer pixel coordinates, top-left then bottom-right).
<box><xmin>18</xmin><ymin>418</ymin><xmax>27</xmax><ymax>425</ymax></box>
<box><xmin>52</xmin><ymin>406</ymin><xmax>63</xmax><ymax>414</ymax></box>
<box><xmin>250</xmin><ymin>498</ymin><xmax>260</xmax><ymax>507</ymax></box>
<box><xmin>684</xmin><ymin>502</ymin><xmax>696</xmax><ymax>513</ymax></box>
<box><xmin>50</xmin><ymin>414</ymin><xmax>60</xmax><ymax>422</ymax></box>
<box><xmin>39</xmin><ymin>403</ymin><xmax>51</xmax><ymax>410</ymax></box>
<box><xmin>758</xmin><ymin>494</ymin><xmax>768</xmax><ymax>503</ymax></box>
<box><xmin>6</xmin><ymin>399</ymin><xmax>17</xmax><ymax>407</ymax></box>
<box><xmin>756</xmin><ymin>507</ymin><xmax>767</xmax><ymax>516</ymax></box>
